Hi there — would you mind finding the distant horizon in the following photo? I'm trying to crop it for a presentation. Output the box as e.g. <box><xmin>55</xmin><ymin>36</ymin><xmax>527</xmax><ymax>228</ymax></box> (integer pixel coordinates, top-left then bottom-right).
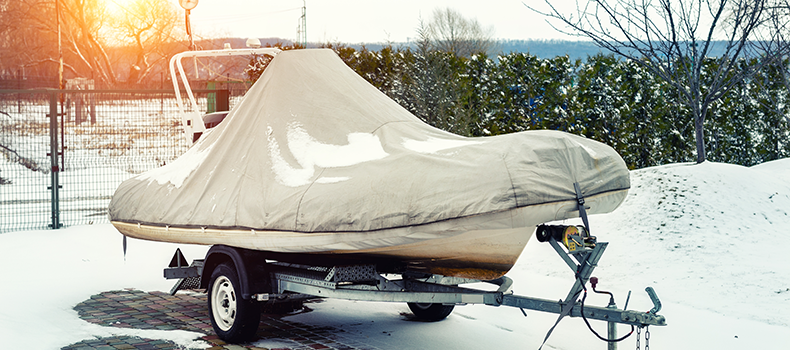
<box><xmin>190</xmin><ymin>36</ymin><xmax>604</xmax><ymax>60</ymax></box>
<box><xmin>182</xmin><ymin>0</ymin><xmax>579</xmax><ymax>44</ymax></box>
<box><xmin>194</xmin><ymin>36</ymin><xmax>740</xmax><ymax>61</ymax></box>
<box><xmin>198</xmin><ymin>36</ymin><xmax>598</xmax><ymax>45</ymax></box>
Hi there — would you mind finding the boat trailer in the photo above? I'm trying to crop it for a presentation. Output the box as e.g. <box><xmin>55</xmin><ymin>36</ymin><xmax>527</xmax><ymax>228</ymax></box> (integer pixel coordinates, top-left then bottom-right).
<box><xmin>164</xmin><ymin>183</ymin><xmax>665</xmax><ymax>348</ymax></box>
<box><xmin>165</xmin><ymin>227</ymin><xmax>666</xmax><ymax>349</ymax></box>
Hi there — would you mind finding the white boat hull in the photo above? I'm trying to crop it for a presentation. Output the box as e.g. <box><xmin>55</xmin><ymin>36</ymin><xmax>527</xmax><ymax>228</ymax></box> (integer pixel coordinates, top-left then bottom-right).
<box><xmin>112</xmin><ymin>189</ymin><xmax>626</xmax><ymax>280</ymax></box>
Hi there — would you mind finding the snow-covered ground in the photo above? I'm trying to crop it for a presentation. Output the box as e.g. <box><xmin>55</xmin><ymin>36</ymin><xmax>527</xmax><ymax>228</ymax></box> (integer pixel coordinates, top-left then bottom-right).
<box><xmin>1</xmin><ymin>159</ymin><xmax>789</xmax><ymax>349</ymax></box>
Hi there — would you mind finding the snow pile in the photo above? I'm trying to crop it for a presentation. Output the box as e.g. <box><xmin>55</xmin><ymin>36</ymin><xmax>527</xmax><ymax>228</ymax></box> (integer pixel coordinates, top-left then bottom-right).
<box><xmin>1</xmin><ymin>160</ymin><xmax>789</xmax><ymax>349</ymax></box>
<box><xmin>592</xmin><ymin>161</ymin><xmax>790</xmax><ymax>326</ymax></box>
<box><xmin>507</xmin><ymin>160</ymin><xmax>790</xmax><ymax>349</ymax></box>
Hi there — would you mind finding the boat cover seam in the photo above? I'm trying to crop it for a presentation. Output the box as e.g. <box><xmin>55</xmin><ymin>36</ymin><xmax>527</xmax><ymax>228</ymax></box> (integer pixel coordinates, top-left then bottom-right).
<box><xmin>501</xmin><ymin>156</ymin><xmax>521</xmax><ymax>208</ymax></box>
<box><xmin>294</xmin><ymin>168</ymin><xmax>326</xmax><ymax>230</ymax></box>
<box><xmin>115</xmin><ymin>187</ymin><xmax>628</xmax><ymax>235</ymax></box>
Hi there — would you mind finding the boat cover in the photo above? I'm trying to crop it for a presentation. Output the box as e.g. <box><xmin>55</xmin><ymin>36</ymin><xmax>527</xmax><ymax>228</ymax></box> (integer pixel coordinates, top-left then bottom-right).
<box><xmin>108</xmin><ymin>49</ymin><xmax>630</xmax><ymax>233</ymax></box>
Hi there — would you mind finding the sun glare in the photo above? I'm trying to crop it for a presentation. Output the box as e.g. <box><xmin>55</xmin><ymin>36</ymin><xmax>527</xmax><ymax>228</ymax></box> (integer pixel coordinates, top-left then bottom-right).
<box><xmin>105</xmin><ymin>0</ymin><xmax>159</xmax><ymax>16</ymax></box>
<box><xmin>105</xmin><ymin>0</ymin><xmax>133</xmax><ymax>15</ymax></box>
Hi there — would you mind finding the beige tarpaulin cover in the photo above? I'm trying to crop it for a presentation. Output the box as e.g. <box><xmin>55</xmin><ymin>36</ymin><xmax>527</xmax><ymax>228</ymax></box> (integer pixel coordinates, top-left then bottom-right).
<box><xmin>109</xmin><ymin>49</ymin><xmax>629</xmax><ymax>234</ymax></box>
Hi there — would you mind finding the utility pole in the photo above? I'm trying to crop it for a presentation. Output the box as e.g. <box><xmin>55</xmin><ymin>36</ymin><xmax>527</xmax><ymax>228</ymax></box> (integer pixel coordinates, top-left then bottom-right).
<box><xmin>297</xmin><ymin>0</ymin><xmax>307</xmax><ymax>48</ymax></box>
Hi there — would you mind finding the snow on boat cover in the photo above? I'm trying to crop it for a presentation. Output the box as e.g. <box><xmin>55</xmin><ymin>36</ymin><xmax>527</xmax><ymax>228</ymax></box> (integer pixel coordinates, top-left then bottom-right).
<box><xmin>109</xmin><ymin>49</ymin><xmax>630</xmax><ymax>280</ymax></box>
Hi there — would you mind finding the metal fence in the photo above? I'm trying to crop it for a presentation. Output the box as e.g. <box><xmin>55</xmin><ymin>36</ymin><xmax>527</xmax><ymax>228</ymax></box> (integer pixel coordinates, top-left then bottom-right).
<box><xmin>0</xmin><ymin>88</ymin><xmax>239</xmax><ymax>233</ymax></box>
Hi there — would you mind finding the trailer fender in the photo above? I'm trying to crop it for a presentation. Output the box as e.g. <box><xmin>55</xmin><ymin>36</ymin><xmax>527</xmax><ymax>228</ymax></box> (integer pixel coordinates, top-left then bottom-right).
<box><xmin>200</xmin><ymin>245</ymin><xmax>259</xmax><ymax>300</ymax></box>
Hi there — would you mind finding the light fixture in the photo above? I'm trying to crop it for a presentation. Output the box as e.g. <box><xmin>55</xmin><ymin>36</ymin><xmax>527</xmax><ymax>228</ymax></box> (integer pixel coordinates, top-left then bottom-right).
<box><xmin>246</xmin><ymin>38</ymin><xmax>262</xmax><ymax>48</ymax></box>
<box><xmin>178</xmin><ymin>0</ymin><xmax>198</xmax><ymax>10</ymax></box>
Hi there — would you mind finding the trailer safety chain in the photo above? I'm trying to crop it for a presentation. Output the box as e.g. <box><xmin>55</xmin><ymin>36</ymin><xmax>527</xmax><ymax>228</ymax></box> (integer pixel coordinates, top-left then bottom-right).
<box><xmin>635</xmin><ymin>326</ymin><xmax>650</xmax><ymax>350</ymax></box>
<box><xmin>636</xmin><ymin>327</ymin><xmax>640</xmax><ymax>350</ymax></box>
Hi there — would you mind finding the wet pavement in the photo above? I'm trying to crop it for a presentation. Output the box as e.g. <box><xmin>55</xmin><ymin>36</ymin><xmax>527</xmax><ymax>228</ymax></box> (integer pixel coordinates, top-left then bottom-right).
<box><xmin>63</xmin><ymin>289</ymin><xmax>379</xmax><ymax>350</ymax></box>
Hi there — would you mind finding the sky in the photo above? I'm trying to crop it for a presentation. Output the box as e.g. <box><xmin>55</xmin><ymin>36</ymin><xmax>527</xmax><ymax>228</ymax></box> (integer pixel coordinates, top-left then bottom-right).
<box><xmin>173</xmin><ymin>0</ymin><xmax>578</xmax><ymax>44</ymax></box>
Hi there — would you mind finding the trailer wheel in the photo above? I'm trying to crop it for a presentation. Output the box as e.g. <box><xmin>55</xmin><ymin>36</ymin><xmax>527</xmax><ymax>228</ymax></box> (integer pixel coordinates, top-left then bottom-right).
<box><xmin>407</xmin><ymin>302</ymin><xmax>454</xmax><ymax>321</ymax></box>
<box><xmin>208</xmin><ymin>262</ymin><xmax>261</xmax><ymax>343</ymax></box>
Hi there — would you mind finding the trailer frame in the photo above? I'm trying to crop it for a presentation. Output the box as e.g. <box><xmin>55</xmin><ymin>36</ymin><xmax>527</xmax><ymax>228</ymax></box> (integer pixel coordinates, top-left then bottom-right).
<box><xmin>165</xmin><ymin>232</ymin><xmax>666</xmax><ymax>346</ymax></box>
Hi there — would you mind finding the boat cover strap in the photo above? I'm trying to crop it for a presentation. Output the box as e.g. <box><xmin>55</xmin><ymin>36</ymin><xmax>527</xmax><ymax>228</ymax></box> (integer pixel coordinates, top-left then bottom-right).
<box><xmin>574</xmin><ymin>182</ymin><xmax>591</xmax><ymax>233</ymax></box>
<box><xmin>538</xmin><ymin>286</ymin><xmax>582</xmax><ymax>350</ymax></box>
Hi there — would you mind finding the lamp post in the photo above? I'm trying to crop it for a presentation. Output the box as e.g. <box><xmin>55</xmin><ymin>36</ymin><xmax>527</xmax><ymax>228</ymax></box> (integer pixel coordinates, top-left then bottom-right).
<box><xmin>179</xmin><ymin>0</ymin><xmax>199</xmax><ymax>50</ymax></box>
<box><xmin>179</xmin><ymin>0</ymin><xmax>199</xmax><ymax>78</ymax></box>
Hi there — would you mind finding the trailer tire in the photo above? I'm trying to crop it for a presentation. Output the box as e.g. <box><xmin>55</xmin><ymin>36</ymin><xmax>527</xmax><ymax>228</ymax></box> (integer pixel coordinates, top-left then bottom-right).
<box><xmin>407</xmin><ymin>303</ymin><xmax>454</xmax><ymax>321</ymax></box>
<box><xmin>208</xmin><ymin>262</ymin><xmax>261</xmax><ymax>343</ymax></box>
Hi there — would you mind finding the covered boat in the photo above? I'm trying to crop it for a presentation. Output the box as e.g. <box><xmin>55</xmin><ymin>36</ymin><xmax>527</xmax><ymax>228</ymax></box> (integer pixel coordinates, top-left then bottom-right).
<box><xmin>109</xmin><ymin>49</ymin><xmax>630</xmax><ymax>280</ymax></box>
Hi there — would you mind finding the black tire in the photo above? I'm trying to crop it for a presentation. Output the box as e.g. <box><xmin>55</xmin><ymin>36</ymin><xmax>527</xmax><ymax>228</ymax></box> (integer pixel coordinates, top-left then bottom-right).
<box><xmin>407</xmin><ymin>302</ymin><xmax>454</xmax><ymax>321</ymax></box>
<box><xmin>207</xmin><ymin>262</ymin><xmax>261</xmax><ymax>343</ymax></box>
<box><xmin>535</xmin><ymin>225</ymin><xmax>551</xmax><ymax>242</ymax></box>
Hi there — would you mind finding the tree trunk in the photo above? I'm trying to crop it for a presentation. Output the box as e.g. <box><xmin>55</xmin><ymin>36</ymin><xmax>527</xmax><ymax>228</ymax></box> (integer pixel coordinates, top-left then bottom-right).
<box><xmin>695</xmin><ymin>116</ymin><xmax>706</xmax><ymax>163</ymax></box>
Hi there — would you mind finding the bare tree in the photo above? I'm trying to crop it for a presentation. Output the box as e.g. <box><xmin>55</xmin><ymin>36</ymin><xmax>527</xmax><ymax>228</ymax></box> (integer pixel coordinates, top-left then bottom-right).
<box><xmin>0</xmin><ymin>0</ymin><xmax>64</xmax><ymax>77</ymax></box>
<box><xmin>0</xmin><ymin>0</ymin><xmax>181</xmax><ymax>86</ymax></box>
<box><xmin>422</xmin><ymin>7</ymin><xmax>496</xmax><ymax>57</ymax></box>
<box><xmin>111</xmin><ymin>0</ymin><xmax>179</xmax><ymax>84</ymax></box>
<box><xmin>59</xmin><ymin>0</ymin><xmax>118</xmax><ymax>85</ymax></box>
<box><xmin>533</xmin><ymin>0</ymin><xmax>777</xmax><ymax>163</ymax></box>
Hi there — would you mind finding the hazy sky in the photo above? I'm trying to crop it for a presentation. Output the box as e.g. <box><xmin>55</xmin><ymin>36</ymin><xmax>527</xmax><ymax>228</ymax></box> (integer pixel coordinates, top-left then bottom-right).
<box><xmin>175</xmin><ymin>0</ymin><xmax>578</xmax><ymax>44</ymax></box>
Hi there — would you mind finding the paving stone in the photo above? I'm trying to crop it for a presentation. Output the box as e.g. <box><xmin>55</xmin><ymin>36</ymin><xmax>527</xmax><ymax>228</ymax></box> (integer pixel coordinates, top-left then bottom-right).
<box><xmin>66</xmin><ymin>290</ymin><xmax>380</xmax><ymax>350</ymax></box>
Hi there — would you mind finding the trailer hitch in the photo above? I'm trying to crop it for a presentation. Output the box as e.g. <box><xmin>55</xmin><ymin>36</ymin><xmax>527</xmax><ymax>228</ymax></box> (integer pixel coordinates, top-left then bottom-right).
<box><xmin>646</xmin><ymin>286</ymin><xmax>662</xmax><ymax>315</ymax></box>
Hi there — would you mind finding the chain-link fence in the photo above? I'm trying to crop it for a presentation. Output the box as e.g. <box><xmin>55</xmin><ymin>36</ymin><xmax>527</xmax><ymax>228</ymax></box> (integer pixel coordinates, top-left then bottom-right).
<box><xmin>0</xmin><ymin>88</ymin><xmax>239</xmax><ymax>233</ymax></box>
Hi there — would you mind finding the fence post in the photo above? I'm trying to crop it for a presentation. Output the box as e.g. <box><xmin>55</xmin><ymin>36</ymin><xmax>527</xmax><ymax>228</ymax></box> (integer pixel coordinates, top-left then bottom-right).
<box><xmin>217</xmin><ymin>89</ymin><xmax>229</xmax><ymax>111</ymax></box>
<box><xmin>160</xmin><ymin>72</ymin><xmax>164</xmax><ymax>114</ymax></box>
<box><xmin>207</xmin><ymin>81</ymin><xmax>216</xmax><ymax>113</ymax></box>
<box><xmin>16</xmin><ymin>69</ymin><xmax>22</xmax><ymax>113</ymax></box>
<box><xmin>48</xmin><ymin>91</ymin><xmax>62</xmax><ymax>229</ymax></box>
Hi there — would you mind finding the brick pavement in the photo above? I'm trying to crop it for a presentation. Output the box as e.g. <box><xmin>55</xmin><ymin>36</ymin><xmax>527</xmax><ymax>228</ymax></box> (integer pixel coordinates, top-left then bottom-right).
<box><xmin>63</xmin><ymin>289</ymin><xmax>379</xmax><ymax>350</ymax></box>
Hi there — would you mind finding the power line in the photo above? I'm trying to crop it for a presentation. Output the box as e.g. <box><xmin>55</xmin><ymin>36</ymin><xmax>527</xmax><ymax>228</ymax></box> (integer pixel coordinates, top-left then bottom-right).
<box><xmin>198</xmin><ymin>7</ymin><xmax>302</xmax><ymax>24</ymax></box>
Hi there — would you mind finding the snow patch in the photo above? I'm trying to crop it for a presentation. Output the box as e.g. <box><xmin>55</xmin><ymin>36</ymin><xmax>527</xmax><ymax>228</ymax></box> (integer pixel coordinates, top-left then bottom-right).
<box><xmin>315</xmin><ymin>176</ymin><xmax>351</xmax><ymax>184</ymax></box>
<box><xmin>402</xmin><ymin>136</ymin><xmax>485</xmax><ymax>154</ymax></box>
<box><xmin>136</xmin><ymin>143</ymin><xmax>214</xmax><ymax>189</ymax></box>
<box><xmin>268</xmin><ymin>122</ymin><xmax>388</xmax><ymax>187</ymax></box>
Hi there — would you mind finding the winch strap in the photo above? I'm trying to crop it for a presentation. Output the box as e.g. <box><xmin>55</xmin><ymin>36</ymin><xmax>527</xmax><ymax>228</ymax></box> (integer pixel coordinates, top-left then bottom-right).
<box><xmin>537</xmin><ymin>290</ymin><xmax>581</xmax><ymax>350</ymax></box>
<box><xmin>573</xmin><ymin>182</ymin><xmax>590</xmax><ymax>233</ymax></box>
<box><xmin>537</xmin><ymin>183</ymin><xmax>592</xmax><ymax>349</ymax></box>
